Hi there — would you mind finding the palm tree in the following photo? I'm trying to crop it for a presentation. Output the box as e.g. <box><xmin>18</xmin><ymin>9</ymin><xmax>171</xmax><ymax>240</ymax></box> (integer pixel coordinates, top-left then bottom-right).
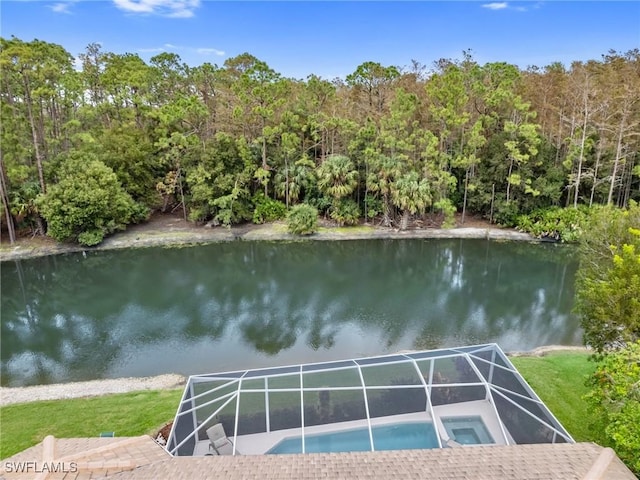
<box><xmin>391</xmin><ymin>171</ymin><xmax>431</xmax><ymax>230</ymax></box>
<box><xmin>316</xmin><ymin>154</ymin><xmax>358</xmax><ymax>201</ymax></box>
<box><xmin>275</xmin><ymin>155</ymin><xmax>316</xmax><ymax>207</ymax></box>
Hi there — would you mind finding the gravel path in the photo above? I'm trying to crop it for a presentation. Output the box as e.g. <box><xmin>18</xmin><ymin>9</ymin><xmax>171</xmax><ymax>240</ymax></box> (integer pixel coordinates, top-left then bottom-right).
<box><xmin>0</xmin><ymin>374</ymin><xmax>186</xmax><ymax>406</ymax></box>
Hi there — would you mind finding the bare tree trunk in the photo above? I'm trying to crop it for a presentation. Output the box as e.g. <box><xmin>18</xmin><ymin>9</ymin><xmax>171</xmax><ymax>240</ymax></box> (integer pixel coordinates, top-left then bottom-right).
<box><xmin>284</xmin><ymin>156</ymin><xmax>289</xmax><ymax>209</ymax></box>
<box><xmin>616</xmin><ymin>164</ymin><xmax>625</xmax><ymax>207</ymax></box>
<box><xmin>38</xmin><ymin>98</ymin><xmax>49</xmax><ymax>160</ymax></box>
<box><xmin>261</xmin><ymin>117</ymin><xmax>268</xmax><ymax>196</ymax></box>
<box><xmin>589</xmin><ymin>136</ymin><xmax>604</xmax><ymax>207</ymax></box>
<box><xmin>364</xmin><ymin>160</ymin><xmax>369</xmax><ymax>224</ymax></box>
<box><xmin>506</xmin><ymin>157</ymin><xmax>514</xmax><ymax>202</ymax></box>
<box><xmin>382</xmin><ymin>194</ymin><xmax>392</xmax><ymax>227</ymax></box>
<box><xmin>490</xmin><ymin>183</ymin><xmax>495</xmax><ymax>223</ymax></box>
<box><xmin>622</xmin><ymin>158</ymin><xmax>634</xmax><ymax>208</ymax></box>
<box><xmin>176</xmin><ymin>165</ymin><xmax>187</xmax><ymax>221</ymax></box>
<box><xmin>573</xmin><ymin>109</ymin><xmax>588</xmax><ymax>208</ymax></box>
<box><xmin>461</xmin><ymin>169</ymin><xmax>469</xmax><ymax>224</ymax></box>
<box><xmin>0</xmin><ymin>152</ymin><xmax>16</xmax><ymax>244</ymax></box>
<box><xmin>330</xmin><ymin>127</ymin><xmax>335</xmax><ymax>155</ymax></box>
<box><xmin>320</xmin><ymin>128</ymin><xmax>326</xmax><ymax>162</ymax></box>
<box><xmin>564</xmin><ymin>108</ymin><xmax>578</xmax><ymax>205</ymax></box>
<box><xmin>34</xmin><ymin>216</ymin><xmax>45</xmax><ymax>236</ymax></box>
<box><xmin>400</xmin><ymin>209</ymin><xmax>410</xmax><ymax>231</ymax></box>
<box><xmin>607</xmin><ymin>113</ymin><xmax>626</xmax><ymax>205</ymax></box>
<box><xmin>23</xmin><ymin>73</ymin><xmax>46</xmax><ymax>194</ymax></box>
<box><xmin>555</xmin><ymin>109</ymin><xmax>564</xmax><ymax>165</ymax></box>
<box><xmin>261</xmin><ymin>132</ymin><xmax>267</xmax><ymax>170</ymax></box>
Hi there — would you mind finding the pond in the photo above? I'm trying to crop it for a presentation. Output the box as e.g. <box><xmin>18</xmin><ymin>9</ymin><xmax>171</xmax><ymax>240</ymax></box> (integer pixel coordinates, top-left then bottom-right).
<box><xmin>0</xmin><ymin>239</ymin><xmax>581</xmax><ymax>387</ymax></box>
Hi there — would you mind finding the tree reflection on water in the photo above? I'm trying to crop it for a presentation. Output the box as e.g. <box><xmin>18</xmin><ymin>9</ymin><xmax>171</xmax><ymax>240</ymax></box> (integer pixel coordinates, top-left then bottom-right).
<box><xmin>0</xmin><ymin>239</ymin><xmax>580</xmax><ymax>387</ymax></box>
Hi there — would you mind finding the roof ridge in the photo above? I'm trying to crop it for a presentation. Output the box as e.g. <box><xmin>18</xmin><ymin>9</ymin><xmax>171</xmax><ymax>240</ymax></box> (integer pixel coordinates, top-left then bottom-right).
<box><xmin>581</xmin><ymin>447</ymin><xmax>617</xmax><ymax>480</ymax></box>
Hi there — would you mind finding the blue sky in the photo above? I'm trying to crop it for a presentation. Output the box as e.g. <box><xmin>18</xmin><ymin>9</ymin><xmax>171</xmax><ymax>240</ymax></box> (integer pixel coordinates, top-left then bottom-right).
<box><xmin>2</xmin><ymin>1</ymin><xmax>639</xmax><ymax>79</ymax></box>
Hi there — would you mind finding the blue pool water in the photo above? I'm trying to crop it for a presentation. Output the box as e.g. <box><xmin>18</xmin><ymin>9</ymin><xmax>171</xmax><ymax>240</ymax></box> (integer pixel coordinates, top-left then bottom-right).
<box><xmin>267</xmin><ymin>422</ymin><xmax>439</xmax><ymax>454</ymax></box>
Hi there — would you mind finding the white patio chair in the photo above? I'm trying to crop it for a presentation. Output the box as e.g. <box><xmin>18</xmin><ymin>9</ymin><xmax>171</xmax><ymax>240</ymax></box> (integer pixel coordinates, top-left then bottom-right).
<box><xmin>206</xmin><ymin>423</ymin><xmax>236</xmax><ymax>455</ymax></box>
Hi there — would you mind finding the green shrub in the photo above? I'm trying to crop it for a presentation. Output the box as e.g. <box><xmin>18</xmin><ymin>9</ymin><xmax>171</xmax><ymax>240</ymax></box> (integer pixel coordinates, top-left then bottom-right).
<box><xmin>306</xmin><ymin>194</ymin><xmax>332</xmax><ymax>215</ymax></box>
<box><xmin>493</xmin><ymin>200</ymin><xmax>521</xmax><ymax>227</ymax></box>
<box><xmin>287</xmin><ymin>204</ymin><xmax>318</xmax><ymax>235</ymax></box>
<box><xmin>515</xmin><ymin>206</ymin><xmax>590</xmax><ymax>242</ymax></box>
<box><xmin>434</xmin><ymin>198</ymin><xmax>456</xmax><ymax>228</ymax></box>
<box><xmin>211</xmin><ymin>189</ymin><xmax>253</xmax><ymax>227</ymax></box>
<box><xmin>584</xmin><ymin>341</ymin><xmax>640</xmax><ymax>475</ymax></box>
<box><xmin>37</xmin><ymin>154</ymin><xmax>147</xmax><ymax>246</ymax></box>
<box><xmin>252</xmin><ymin>193</ymin><xmax>286</xmax><ymax>224</ymax></box>
<box><xmin>77</xmin><ymin>230</ymin><xmax>106</xmax><ymax>247</ymax></box>
<box><xmin>329</xmin><ymin>199</ymin><xmax>360</xmax><ymax>226</ymax></box>
<box><xmin>364</xmin><ymin>194</ymin><xmax>382</xmax><ymax>221</ymax></box>
<box><xmin>187</xmin><ymin>207</ymin><xmax>207</xmax><ymax>224</ymax></box>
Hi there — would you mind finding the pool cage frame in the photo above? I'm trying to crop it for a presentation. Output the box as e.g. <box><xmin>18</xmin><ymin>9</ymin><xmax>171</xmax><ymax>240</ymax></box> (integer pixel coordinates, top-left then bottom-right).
<box><xmin>167</xmin><ymin>344</ymin><xmax>573</xmax><ymax>456</ymax></box>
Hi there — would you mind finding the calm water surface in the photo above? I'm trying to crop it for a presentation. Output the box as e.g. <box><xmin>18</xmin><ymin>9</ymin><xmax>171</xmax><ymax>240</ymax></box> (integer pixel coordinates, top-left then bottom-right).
<box><xmin>1</xmin><ymin>239</ymin><xmax>580</xmax><ymax>387</ymax></box>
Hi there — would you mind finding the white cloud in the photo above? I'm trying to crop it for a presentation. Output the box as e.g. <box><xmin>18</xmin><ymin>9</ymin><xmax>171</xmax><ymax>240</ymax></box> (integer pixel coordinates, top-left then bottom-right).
<box><xmin>138</xmin><ymin>47</ymin><xmax>166</xmax><ymax>53</ymax></box>
<box><xmin>49</xmin><ymin>0</ymin><xmax>79</xmax><ymax>14</ymax></box>
<box><xmin>138</xmin><ymin>44</ymin><xmax>226</xmax><ymax>59</ymax></box>
<box><xmin>50</xmin><ymin>3</ymin><xmax>71</xmax><ymax>13</ymax></box>
<box><xmin>482</xmin><ymin>2</ymin><xmax>509</xmax><ymax>10</ymax></box>
<box><xmin>112</xmin><ymin>0</ymin><xmax>200</xmax><ymax>18</ymax></box>
<box><xmin>481</xmin><ymin>1</ymin><xmax>537</xmax><ymax>12</ymax></box>
<box><xmin>113</xmin><ymin>0</ymin><xmax>152</xmax><ymax>13</ymax></box>
<box><xmin>196</xmin><ymin>48</ymin><xmax>225</xmax><ymax>56</ymax></box>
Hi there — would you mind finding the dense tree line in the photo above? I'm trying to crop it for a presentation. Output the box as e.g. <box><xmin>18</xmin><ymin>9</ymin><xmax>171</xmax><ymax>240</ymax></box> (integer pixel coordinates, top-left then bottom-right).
<box><xmin>1</xmin><ymin>38</ymin><xmax>639</xmax><ymax>244</ymax></box>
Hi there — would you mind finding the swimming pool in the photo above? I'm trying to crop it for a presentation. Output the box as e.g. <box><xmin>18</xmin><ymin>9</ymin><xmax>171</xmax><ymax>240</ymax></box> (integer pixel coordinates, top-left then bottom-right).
<box><xmin>267</xmin><ymin>422</ymin><xmax>439</xmax><ymax>454</ymax></box>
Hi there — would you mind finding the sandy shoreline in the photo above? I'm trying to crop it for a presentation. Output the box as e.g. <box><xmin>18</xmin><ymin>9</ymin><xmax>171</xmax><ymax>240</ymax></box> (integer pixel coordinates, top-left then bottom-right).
<box><xmin>0</xmin><ymin>374</ymin><xmax>187</xmax><ymax>406</ymax></box>
<box><xmin>0</xmin><ymin>346</ymin><xmax>589</xmax><ymax>406</ymax></box>
<box><xmin>0</xmin><ymin>216</ymin><xmax>538</xmax><ymax>262</ymax></box>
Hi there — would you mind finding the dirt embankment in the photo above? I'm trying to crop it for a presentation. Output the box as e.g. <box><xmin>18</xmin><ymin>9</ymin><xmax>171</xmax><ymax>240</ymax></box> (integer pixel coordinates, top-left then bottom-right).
<box><xmin>0</xmin><ymin>213</ymin><xmax>536</xmax><ymax>262</ymax></box>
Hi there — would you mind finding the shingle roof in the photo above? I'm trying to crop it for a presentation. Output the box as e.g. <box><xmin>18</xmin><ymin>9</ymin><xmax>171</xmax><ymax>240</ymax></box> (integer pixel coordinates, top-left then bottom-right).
<box><xmin>3</xmin><ymin>438</ymin><xmax>635</xmax><ymax>480</ymax></box>
<box><xmin>1</xmin><ymin>435</ymin><xmax>170</xmax><ymax>480</ymax></box>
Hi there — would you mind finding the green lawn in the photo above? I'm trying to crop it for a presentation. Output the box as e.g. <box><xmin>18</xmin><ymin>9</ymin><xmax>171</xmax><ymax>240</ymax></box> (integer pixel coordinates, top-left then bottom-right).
<box><xmin>510</xmin><ymin>351</ymin><xmax>595</xmax><ymax>442</ymax></box>
<box><xmin>0</xmin><ymin>352</ymin><xmax>597</xmax><ymax>460</ymax></box>
<box><xmin>0</xmin><ymin>389</ymin><xmax>182</xmax><ymax>459</ymax></box>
